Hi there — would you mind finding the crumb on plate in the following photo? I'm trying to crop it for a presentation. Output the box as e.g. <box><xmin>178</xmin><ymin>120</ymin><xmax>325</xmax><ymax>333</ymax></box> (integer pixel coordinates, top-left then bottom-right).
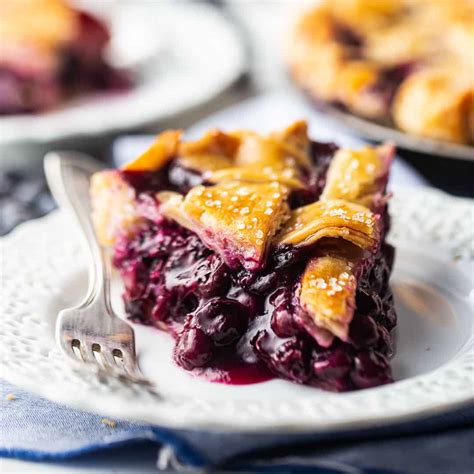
<box><xmin>100</xmin><ymin>418</ymin><xmax>117</xmax><ymax>428</ymax></box>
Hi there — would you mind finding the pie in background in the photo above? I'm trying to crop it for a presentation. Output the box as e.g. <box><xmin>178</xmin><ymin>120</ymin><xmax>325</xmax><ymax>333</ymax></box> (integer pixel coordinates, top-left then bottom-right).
<box><xmin>288</xmin><ymin>0</ymin><xmax>474</xmax><ymax>145</ymax></box>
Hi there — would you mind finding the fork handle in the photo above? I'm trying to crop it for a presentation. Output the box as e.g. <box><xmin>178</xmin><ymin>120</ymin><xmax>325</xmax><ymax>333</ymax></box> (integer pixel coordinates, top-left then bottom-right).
<box><xmin>44</xmin><ymin>152</ymin><xmax>111</xmax><ymax>309</ymax></box>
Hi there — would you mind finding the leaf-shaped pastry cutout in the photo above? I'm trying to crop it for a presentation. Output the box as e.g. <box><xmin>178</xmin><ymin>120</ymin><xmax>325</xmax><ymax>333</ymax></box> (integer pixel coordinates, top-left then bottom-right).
<box><xmin>274</xmin><ymin>199</ymin><xmax>379</xmax><ymax>251</ymax></box>
<box><xmin>158</xmin><ymin>182</ymin><xmax>290</xmax><ymax>270</ymax></box>
<box><xmin>321</xmin><ymin>144</ymin><xmax>393</xmax><ymax>210</ymax></box>
<box><xmin>298</xmin><ymin>252</ymin><xmax>360</xmax><ymax>345</ymax></box>
<box><xmin>122</xmin><ymin>130</ymin><xmax>181</xmax><ymax>172</ymax></box>
<box><xmin>90</xmin><ymin>170</ymin><xmax>142</xmax><ymax>246</ymax></box>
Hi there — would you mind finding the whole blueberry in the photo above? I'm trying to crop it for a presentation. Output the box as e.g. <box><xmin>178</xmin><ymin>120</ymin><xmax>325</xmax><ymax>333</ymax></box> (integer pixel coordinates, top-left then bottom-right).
<box><xmin>269</xmin><ymin>287</ymin><xmax>298</xmax><ymax>337</ymax></box>
<box><xmin>227</xmin><ymin>287</ymin><xmax>258</xmax><ymax>315</ymax></box>
<box><xmin>174</xmin><ymin>328</ymin><xmax>213</xmax><ymax>370</ymax></box>
<box><xmin>348</xmin><ymin>314</ymin><xmax>379</xmax><ymax>348</ymax></box>
<box><xmin>382</xmin><ymin>298</ymin><xmax>397</xmax><ymax>330</ymax></box>
<box><xmin>195</xmin><ymin>254</ymin><xmax>230</xmax><ymax>297</ymax></box>
<box><xmin>350</xmin><ymin>350</ymin><xmax>392</xmax><ymax>389</ymax></box>
<box><xmin>272</xmin><ymin>245</ymin><xmax>305</xmax><ymax>270</ymax></box>
<box><xmin>356</xmin><ymin>289</ymin><xmax>382</xmax><ymax>314</ymax></box>
<box><xmin>312</xmin><ymin>348</ymin><xmax>353</xmax><ymax>380</ymax></box>
<box><xmin>193</xmin><ymin>297</ymin><xmax>248</xmax><ymax>346</ymax></box>
<box><xmin>271</xmin><ymin>307</ymin><xmax>298</xmax><ymax>337</ymax></box>
<box><xmin>253</xmin><ymin>332</ymin><xmax>311</xmax><ymax>384</ymax></box>
<box><xmin>168</xmin><ymin>162</ymin><xmax>203</xmax><ymax>191</ymax></box>
<box><xmin>376</xmin><ymin>325</ymin><xmax>394</xmax><ymax>358</ymax></box>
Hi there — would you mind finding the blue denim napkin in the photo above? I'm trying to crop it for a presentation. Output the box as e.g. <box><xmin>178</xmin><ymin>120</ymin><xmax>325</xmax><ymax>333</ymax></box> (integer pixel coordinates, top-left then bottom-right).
<box><xmin>2</xmin><ymin>380</ymin><xmax>473</xmax><ymax>473</ymax></box>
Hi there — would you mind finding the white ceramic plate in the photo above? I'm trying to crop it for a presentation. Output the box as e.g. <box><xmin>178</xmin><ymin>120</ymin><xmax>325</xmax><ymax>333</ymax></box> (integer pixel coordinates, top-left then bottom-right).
<box><xmin>0</xmin><ymin>2</ymin><xmax>245</xmax><ymax>165</ymax></box>
<box><xmin>1</xmin><ymin>186</ymin><xmax>473</xmax><ymax>432</ymax></box>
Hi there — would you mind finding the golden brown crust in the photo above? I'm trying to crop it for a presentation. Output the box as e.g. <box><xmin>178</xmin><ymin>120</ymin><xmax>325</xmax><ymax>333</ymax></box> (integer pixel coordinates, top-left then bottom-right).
<box><xmin>321</xmin><ymin>144</ymin><xmax>393</xmax><ymax>209</ymax></box>
<box><xmin>90</xmin><ymin>122</ymin><xmax>394</xmax><ymax>342</ymax></box>
<box><xmin>288</xmin><ymin>0</ymin><xmax>474</xmax><ymax>144</ymax></box>
<box><xmin>288</xmin><ymin>6</ymin><xmax>386</xmax><ymax>120</ymax></box>
<box><xmin>122</xmin><ymin>130</ymin><xmax>182</xmax><ymax>172</ymax></box>
<box><xmin>92</xmin><ymin>122</ymin><xmax>314</xmax><ymax>250</ymax></box>
<box><xmin>179</xmin><ymin>129</ymin><xmax>240</xmax><ymax>157</ymax></box>
<box><xmin>392</xmin><ymin>71</ymin><xmax>474</xmax><ymax>144</ymax></box>
<box><xmin>295</xmin><ymin>141</ymin><xmax>393</xmax><ymax>342</ymax></box>
<box><xmin>275</xmin><ymin>199</ymin><xmax>379</xmax><ymax>251</ymax></box>
<box><xmin>0</xmin><ymin>0</ymin><xmax>78</xmax><ymax>50</ymax></box>
<box><xmin>299</xmin><ymin>253</ymin><xmax>358</xmax><ymax>345</ymax></box>
<box><xmin>127</xmin><ymin>122</ymin><xmax>313</xmax><ymax>189</ymax></box>
<box><xmin>0</xmin><ymin>0</ymin><xmax>79</xmax><ymax>71</ymax></box>
<box><xmin>158</xmin><ymin>182</ymin><xmax>290</xmax><ymax>270</ymax></box>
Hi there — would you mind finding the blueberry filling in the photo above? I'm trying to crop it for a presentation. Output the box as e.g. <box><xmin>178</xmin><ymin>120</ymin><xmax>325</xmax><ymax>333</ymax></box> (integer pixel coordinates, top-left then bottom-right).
<box><xmin>112</xmin><ymin>141</ymin><xmax>396</xmax><ymax>391</ymax></box>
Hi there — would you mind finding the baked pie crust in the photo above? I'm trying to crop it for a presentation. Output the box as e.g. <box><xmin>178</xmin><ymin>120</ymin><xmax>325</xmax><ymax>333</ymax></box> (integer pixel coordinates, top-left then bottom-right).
<box><xmin>275</xmin><ymin>199</ymin><xmax>379</xmax><ymax>251</ymax></box>
<box><xmin>158</xmin><ymin>181</ymin><xmax>290</xmax><ymax>270</ymax></box>
<box><xmin>295</xmin><ymin>142</ymin><xmax>392</xmax><ymax>349</ymax></box>
<box><xmin>90</xmin><ymin>171</ymin><xmax>141</xmax><ymax>246</ymax></box>
<box><xmin>299</xmin><ymin>252</ymin><xmax>358</xmax><ymax>345</ymax></box>
<box><xmin>91</xmin><ymin>121</ymin><xmax>397</xmax><ymax>391</ymax></box>
<box><xmin>122</xmin><ymin>131</ymin><xmax>182</xmax><ymax>172</ymax></box>
<box><xmin>288</xmin><ymin>0</ymin><xmax>474</xmax><ymax>144</ymax></box>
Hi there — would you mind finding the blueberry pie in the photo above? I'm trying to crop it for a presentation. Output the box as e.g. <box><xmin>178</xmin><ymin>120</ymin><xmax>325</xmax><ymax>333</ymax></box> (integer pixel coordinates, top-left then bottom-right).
<box><xmin>0</xmin><ymin>0</ymin><xmax>130</xmax><ymax>114</ymax></box>
<box><xmin>91</xmin><ymin>121</ymin><xmax>397</xmax><ymax>391</ymax></box>
<box><xmin>288</xmin><ymin>0</ymin><xmax>474</xmax><ymax>144</ymax></box>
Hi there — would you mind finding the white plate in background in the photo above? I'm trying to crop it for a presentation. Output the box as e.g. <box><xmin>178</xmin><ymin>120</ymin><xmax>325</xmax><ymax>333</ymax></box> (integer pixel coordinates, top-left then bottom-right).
<box><xmin>113</xmin><ymin>91</ymin><xmax>427</xmax><ymax>189</ymax></box>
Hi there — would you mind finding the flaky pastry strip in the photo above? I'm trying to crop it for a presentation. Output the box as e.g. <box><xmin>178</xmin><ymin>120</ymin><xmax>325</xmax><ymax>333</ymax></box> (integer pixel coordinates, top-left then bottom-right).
<box><xmin>275</xmin><ymin>199</ymin><xmax>379</xmax><ymax>251</ymax></box>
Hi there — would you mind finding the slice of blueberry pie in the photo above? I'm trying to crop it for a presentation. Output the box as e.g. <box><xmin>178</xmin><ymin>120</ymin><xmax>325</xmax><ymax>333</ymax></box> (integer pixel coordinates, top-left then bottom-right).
<box><xmin>0</xmin><ymin>0</ymin><xmax>130</xmax><ymax>114</ymax></box>
<box><xmin>91</xmin><ymin>121</ymin><xmax>397</xmax><ymax>391</ymax></box>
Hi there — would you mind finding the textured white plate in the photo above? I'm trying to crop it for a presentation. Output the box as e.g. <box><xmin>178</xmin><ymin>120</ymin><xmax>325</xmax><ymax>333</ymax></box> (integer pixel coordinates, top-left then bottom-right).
<box><xmin>0</xmin><ymin>3</ymin><xmax>245</xmax><ymax>160</ymax></box>
<box><xmin>1</xmin><ymin>186</ymin><xmax>473</xmax><ymax>432</ymax></box>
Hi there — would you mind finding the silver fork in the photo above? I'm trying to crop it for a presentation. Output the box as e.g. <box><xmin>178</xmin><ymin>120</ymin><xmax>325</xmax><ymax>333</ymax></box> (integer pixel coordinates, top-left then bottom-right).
<box><xmin>44</xmin><ymin>151</ymin><xmax>143</xmax><ymax>381</ymax></box>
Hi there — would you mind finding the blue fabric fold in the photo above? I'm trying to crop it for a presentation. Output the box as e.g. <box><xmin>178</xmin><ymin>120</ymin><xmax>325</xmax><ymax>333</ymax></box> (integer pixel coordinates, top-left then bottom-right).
<box><xmin>2</xmin><ymin>380</ymin><xmax>473</xmax><ymax>473</ymax></box>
